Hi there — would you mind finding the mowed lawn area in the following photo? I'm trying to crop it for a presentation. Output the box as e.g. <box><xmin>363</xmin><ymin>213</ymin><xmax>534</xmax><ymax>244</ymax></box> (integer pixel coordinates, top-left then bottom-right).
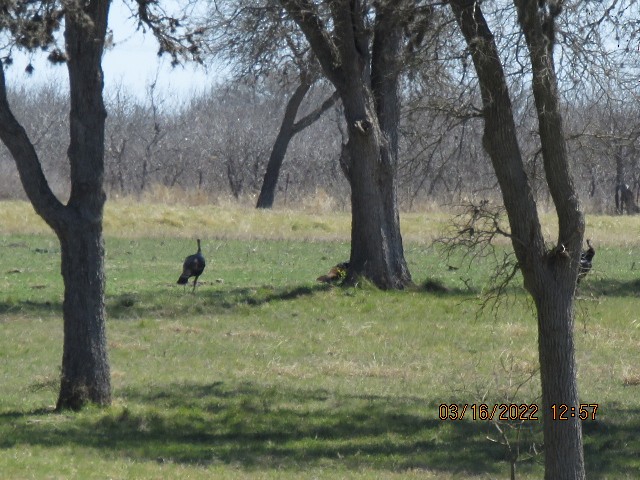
<box><xmin>1</xmin><ymin>200</ymin><xmax>639</xmax><ymax>479</ymax></box>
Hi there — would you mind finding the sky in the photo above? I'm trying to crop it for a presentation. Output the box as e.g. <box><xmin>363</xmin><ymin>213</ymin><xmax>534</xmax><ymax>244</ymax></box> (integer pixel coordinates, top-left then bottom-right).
<box><xmin>4</xmin><ymin>1</ymin><xmax>218</xmax><ymax>104</ymax></box>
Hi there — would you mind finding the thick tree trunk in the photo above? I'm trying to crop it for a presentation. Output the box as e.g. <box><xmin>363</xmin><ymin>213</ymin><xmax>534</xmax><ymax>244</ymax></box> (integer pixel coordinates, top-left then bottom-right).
<box><xmin>52</xmin><ymin>0</ymin><xmax>112</xmax><ymax>410</ymax></box>
<box><xmin>57</xmin><ymin>224</ymin><xmax>110</xmax><ymax>410</ymax></box>
<box><xmin>340</xmin><ymin>2</ymin><xmax>409</xmax><ymax>289</ymax></box>
<box><xmin>535</xmin><ymin>289</ymin><xmax>584</xmax><ymax>478</ymax></box>
<box><xmin>341</xmin><ymin>91</ymin><xmax>411</xmax><ymax>289</ymax></box>
<box><xmin>280</xmin><ymin>0</ymin><xmax>412</xmax><ymax>290</ymax></box>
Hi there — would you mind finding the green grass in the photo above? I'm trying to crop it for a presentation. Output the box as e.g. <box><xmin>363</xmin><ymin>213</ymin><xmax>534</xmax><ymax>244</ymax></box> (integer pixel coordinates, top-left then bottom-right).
<box><xmin>1</xmin><ymin>201</ymin><xmax>640</xmax><ymax>478</ymax></box>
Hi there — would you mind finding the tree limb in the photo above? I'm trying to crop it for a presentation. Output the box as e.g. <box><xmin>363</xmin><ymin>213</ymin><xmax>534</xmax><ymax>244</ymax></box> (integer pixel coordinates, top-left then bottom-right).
<box><xmin>279</xmin><ymin>0</ymin><xmax>344</xmax><ymax>87</ymax></box>
<box><xmin>0</xmin><ymin>59</ymin><xmax>66</xmax><ymax>230</ymax></box>
<box><xmin>292</xmin><ymin>89</ymin><xmax>340</xmax><ymax>134</ymax></box>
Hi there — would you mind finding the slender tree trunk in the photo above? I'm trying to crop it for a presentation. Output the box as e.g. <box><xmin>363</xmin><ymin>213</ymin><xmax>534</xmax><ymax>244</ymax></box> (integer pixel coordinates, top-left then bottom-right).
<box><xmin>257</xmin><ymin>83</ymin><xmax>340</xmax><ymax>209</ymax></box>
<box><xmin>615</xmin><ymin>146</ymin><xmax>625</xmax><ymax>187</ymax></box>
<box><xmin>257</xmin><ymin>81</ymin><xmax>310</xmax><ymax>209</ymax></box>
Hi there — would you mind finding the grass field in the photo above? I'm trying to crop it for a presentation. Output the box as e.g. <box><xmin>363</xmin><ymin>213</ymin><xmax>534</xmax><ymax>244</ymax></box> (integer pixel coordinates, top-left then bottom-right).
<box><xmin>1</xmin><ymin>199</ymin><xmax>640</xmax><ymax>479</ymax></box>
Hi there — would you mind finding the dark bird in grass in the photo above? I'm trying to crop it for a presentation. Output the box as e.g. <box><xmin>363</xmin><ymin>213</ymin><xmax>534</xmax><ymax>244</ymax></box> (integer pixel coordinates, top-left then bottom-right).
<box><xmin>578</xmin><ymin>239</ymin><xmax>595</xmax><ymax>284</ymax></box>
<box><xmin>317</xmin><ymin>262</ymin><xmax>349</xmax><ymax>283</ymax></box>
<box><xmin>177</xmin><ymin>239</ymin><xmax>206</xmax><ymax>292</ymax></box>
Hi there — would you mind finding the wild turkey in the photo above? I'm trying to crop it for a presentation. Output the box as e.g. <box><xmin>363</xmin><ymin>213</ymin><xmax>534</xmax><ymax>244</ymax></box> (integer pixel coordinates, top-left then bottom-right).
<box><xmin>317</xmin><ymin>262</ymin><xmax>349</xmax><ymax>283</ymax></box>
<box><xmin>177</xmin><ymin>239</ymin><xmax>206</xmax><ymax>292</ymax></box>
<box><xmin>577</xmin><ymin>239</ymin><xmax>595</xmax><ymax>284</ymax></box>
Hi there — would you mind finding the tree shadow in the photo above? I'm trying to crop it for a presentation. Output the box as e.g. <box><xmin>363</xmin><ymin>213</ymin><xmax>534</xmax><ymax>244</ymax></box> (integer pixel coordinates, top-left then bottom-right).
<box><xmin>0</xmin><ymin>381</ymin><xmax>511</xmax><ymax>476</ymax></box>
<box><xmin>0</xmin><ymin>283</ymin><xmax>332</xmax><ymax>320</ymax></box>
<box><xmin>106</xmin><ymin>283</ymin><xmax>332</xmax><ymax>320</ymax></box>
<box><xmin>582</xmin><ymin>404</ymin><xmax>640</xmax><ymax>476</ymax></box>
<box><xmin>415</xmin><ymin>277</ymin><xmax>480</xmax><ymax>296</ymax></box>
<box><xmin>1</xmin><ymin>381</ymin><xmax>638</xmax><ymax>476</ymax></box>
<box><xmin>1</xmin><ymin>382</ymin><xmax>638</xmax><ymax>476</ymax></box>
<box><xmin>578</xmin><ymin>278</ymin><xmax>640</xmax><ymax>298</ymax></box>
<box><xmin>0</xmin><ymin>299</ymin><xmax>61</xmax><ymax>317</ymax></box>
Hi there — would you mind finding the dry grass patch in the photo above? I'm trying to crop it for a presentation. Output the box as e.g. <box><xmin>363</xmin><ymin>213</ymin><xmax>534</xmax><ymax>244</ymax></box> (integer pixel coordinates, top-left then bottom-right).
<box><xmin>622</xmin><ymin>373</ymin><xmax>640</xmax><ymax>387</ymax></box>
<box><xmin>222</xmin><ymin>329</ymin><xmax>280</xmax><ymax>340</ymax></box>
<box><xmin>3</xmin><ymin>198</ymin><xmax>640</xmax><ymax>247</ymax></box>
<box><xmin>161</xmin><ymin>322</ymin><xmax>205</xmax><ymax>335</ymax></box>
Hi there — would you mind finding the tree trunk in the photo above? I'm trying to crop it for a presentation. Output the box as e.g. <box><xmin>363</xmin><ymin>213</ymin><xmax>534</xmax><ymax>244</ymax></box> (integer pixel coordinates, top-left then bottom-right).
<box><xmin>0</xmin><ymin>1</ymin><xmax>112</xmax><ymax>410</ymax></box>
<box><xmin>451</xmin><ymin>0</ymin><xmax>585</xmax><ymax>477</ymax></box>
<box><xmin>55</xmin><ymin>0</ymin><xmax>112</xmax><ymax>410</ymax></box>
<box><xmin>514</xmin><ymin>0</ymin><xmax>586</xmax><ymax>475</ymax></box>
<box><xmin>257</xmin><ymin>83</ymin><xmax>340</xmax><ymax>209</ymax></box>
<box><xmin>279</xmin><ymin>0</ymin><xmax>412</xmax><ymax>290</ymax></box>
<box><xmin>615</xmin><ymin>145</ymin><xmax>625</xmax><ymax>187</ymax></box>
<box><xmin>341</xmin><ymin>89</ymin><xmax>411</xmax><ymax>289</ymax></box>
<box><xmin>535</xmin><ymin>289</ymin><xmax>584</xmax><ymax>478</ymax></box>
<box><xmin>57</xmin><ymin>224</ymin><xmax>110</xmax><ymax>410</ymax></box>
<box><xmin>257</xmin><ymin>81</ymin><xmax>311</xmax><ymax>209</ymax></box>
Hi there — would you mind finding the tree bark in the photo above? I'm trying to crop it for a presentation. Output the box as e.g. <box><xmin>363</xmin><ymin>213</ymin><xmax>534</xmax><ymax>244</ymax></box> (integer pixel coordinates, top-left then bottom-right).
<box><xmin>281</xmin><ymin>0</ymin><xmax>412</xmax><ymax>289</ymax></box>
<box><xmin>341</xmin><ymin>90</ymin><xmax>411</xmax><ymax>289</ymax></box>
<box><xmin>450</xmin><ymin>0</ymin><xmax>585</xmax><ymax>477</ymax></box>
<box><xmin>515</xmin><ymin>0</ymin><xmax>585</xmax><ymax>476</ymax></box>
<box><xmin>534</xmin><ymin>291</ymin><xmax>584</xmax><ymax>479</ymax></box>
<box><xmin>57</xmin><ymin>224</ymin><xmax>110</xmax><ymax>410</ymax></box>
<box><xmin>0</xmin><ymin>0</ymin><xmax>112</xmax><ymax>410</ymax></box>
<box><xmin>56</xmin><ymin>0</ymin><xmax>112</xmax><ymax>410</ymax></box>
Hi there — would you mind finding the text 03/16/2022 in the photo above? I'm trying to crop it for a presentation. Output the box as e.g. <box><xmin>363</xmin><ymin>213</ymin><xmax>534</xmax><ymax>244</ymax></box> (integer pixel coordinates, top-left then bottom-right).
<box><xmin>439</xmin><ymin>403</ymin><xmax>599</xmax><ymax>421</ymax></box>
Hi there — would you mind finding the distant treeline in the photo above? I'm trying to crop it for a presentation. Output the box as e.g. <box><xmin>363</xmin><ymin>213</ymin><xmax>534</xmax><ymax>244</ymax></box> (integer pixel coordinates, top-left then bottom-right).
<box><xmin>0</xmin><ymin>77</ymin><xmax>636</xmax><ymax>213</ymax></box>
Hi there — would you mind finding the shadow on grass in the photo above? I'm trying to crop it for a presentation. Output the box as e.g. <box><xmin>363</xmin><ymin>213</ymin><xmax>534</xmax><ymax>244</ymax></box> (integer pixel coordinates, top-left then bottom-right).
<box><xmin>578</xmin><ymin>278</ymin><xmax>640</xmax><ymax>298</ymax></box>
<box><xmin>415</xmin><ymin>277</ymin><xmax>480</xmax><ymax>296</ymax></box>
<box><xmin>1</xmin><ymin>381</ymin><xmax>638</xmax><ymax>476</ymax></box>
<box><xmin>0</xmin><ymin>299</ymin><xmax>61</xmax><ymax>317</ymax></box>
<box><xmin>0</xmin><ymin>381</ymin><xmax>513</xmax><ymax>476</ymax></box>
<box><xmin>582</xmin><ymin>407</ymin><xmax>640</xmax><ymax>476</ymax></box>
<box><xmin>106</xmin><ymin>279</ymin><xmax>487</xmax><ymax>320</ymax></box>
<box><xmin>3</xmin><ymin>276</ymin><xmax>639</xmax><ymax>323</ymax></box>
<box><xmin>107</xmin><ymin>283</ymin><xmax>332</xmax><ymax>319</ymax></box>
<box><xmin>0</xmin><ymin>284</ymin><xmax>332</xmax><ymax>320</ymax></box>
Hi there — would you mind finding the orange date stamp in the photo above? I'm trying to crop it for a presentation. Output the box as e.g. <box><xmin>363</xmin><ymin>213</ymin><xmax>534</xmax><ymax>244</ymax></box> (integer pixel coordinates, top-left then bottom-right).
<box><xmin>439</xmin><ymin>403</ymin><xmax>539</xmax><ymax>421</ymax></box>
<box><xmin>439</xmin><ymin>403</ymin><xmax>599</xmax><ymax>421</ymax></box>
<box><xmin>550</xmin><ymin>404</ymin><xmax>598</xmax><ymax>420</ymax></box>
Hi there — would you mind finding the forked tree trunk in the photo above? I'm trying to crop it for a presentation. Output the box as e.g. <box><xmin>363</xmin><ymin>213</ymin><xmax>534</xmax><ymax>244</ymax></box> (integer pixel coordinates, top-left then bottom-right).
<box><xmin>0</xmin><ymin>1</ymin><xmax>112</xmax><ymax>410</ymax></box>
<box><xmin>450</xmin><ymin>0</ymin><xmax>585</xmax><ymax>477</ymax></box>
<box><xmin>257</xmin><ymin>81</ymin><xmax>311</xmax><ymax>209</ymax></box>
<box><xmin>515</xmin><ymin>0</ymin><xmax>586</xmax><ymax>474</ymax></box>
<box><xmin>257</xmin><ymin>82</ymin><xmax>340</xmax><ymax>209</ymax></box>
<box><xmin>343</xmin><ymin>5</ymin><xmax>410</xmax><ymax>289</ymax></box>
